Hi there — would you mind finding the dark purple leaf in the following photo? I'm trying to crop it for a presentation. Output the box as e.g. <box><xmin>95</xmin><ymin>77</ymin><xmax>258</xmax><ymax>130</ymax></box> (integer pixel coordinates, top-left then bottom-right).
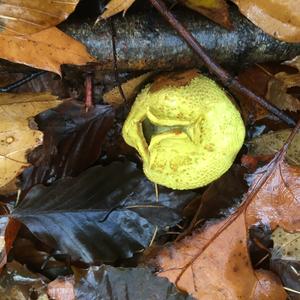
<box><xmin>21</xmin><ymin>100</ymin><xmax>114</xmax><ymax>191</ymax></box>
<box><xmin>13</xmin><ymin>162</ymin><xmax>196</xmax><ymax>263</ymax></box>
<box><xmin>74</xmin><ymin>266</ymin><xmax>194</xmax><ymax>300</ymax></box>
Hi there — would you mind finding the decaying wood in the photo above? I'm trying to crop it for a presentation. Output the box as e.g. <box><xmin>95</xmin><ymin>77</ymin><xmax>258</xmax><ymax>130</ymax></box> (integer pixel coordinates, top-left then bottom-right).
<box><xmin>61</xmin><ymin>8</ymin><xmax>300</xmax><ymax>72</ymax></box>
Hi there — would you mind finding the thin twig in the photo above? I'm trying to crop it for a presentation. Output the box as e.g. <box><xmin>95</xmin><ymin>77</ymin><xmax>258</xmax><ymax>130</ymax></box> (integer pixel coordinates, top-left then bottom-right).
<box><xmin>0</xmin><ymin>71</ymin><xmax>45</xmax><ymax>93</ymax></box>
<box><xmin>148</xmin><ymin>0</ymin><xmax>296</xmax><ymax>127</ymax></box>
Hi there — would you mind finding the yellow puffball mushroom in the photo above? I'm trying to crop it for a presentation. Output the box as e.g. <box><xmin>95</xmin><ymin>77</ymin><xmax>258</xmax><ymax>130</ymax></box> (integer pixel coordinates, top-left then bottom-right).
<box><xmin>122</xmin><ymin>70</ymin><xmax>245</xmax><ymax>190</ymax></box>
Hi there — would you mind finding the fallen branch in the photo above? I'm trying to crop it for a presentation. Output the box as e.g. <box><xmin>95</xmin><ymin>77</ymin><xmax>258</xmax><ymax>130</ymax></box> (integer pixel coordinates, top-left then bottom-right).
<box><xmin>61</xmin><ymin>8</ymin><xmax>300</xmax><ymax>72</ymax></box>
<box><xmin>148</xmin><ymin>0</ymin><xmax>297</xmax><ymax>126</ymax></box>
<box><xmin>1</xmin><ymin>8</ymin><xmax>300</xmax><ymax>74</ymax></box>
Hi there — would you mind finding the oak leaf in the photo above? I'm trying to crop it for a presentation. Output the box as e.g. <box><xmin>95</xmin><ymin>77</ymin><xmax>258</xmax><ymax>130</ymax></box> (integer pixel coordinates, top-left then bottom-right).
<box><xmin>0</xmin><ymin>93</ymin><xmax>61</xmax><ymax>195</ymax></box>
<box><xmin>0</xmin><ymin>27</ymin><xmax>95</xmax><ymax>75</ymax></box>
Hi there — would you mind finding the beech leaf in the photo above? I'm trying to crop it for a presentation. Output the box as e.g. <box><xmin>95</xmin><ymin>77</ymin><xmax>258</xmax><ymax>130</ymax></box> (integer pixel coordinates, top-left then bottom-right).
<box><xmin>0</xmin><ymin>93</ymin><xmax>61</xmax><ymax>195</ymax></box>
<box><xmin>12</xmin><ymin>161</ymin><xmax>196</xmax><ymax>263</ymax></box>
<box><xmin>0</xmin><ymin>0</ymin><xmax>79</xmax><ymax>36</ymax></box>
<box><xmin>179</xmin><ymin>0</ymin><xmax>231</xmax><ymax>28</ymax></box>
<box><xmin>0</xmin><ymin>27</ymin><xmax>96</xmax><ymax>75</ymax></box>
<box><xmin>232</xmin><ymin>0</ymin><xmax>300</xmax><ymax>42</ymax></box>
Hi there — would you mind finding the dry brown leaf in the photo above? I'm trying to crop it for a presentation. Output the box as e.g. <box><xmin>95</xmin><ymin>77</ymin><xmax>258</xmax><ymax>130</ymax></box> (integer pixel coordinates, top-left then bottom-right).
<box><xmin>0</xmin><ymin>0</ymin><xmax>79</xmax><ymax>36</ymax></box>
<box><xmin>150</xmin><ymin>123</ymin><xmax>300</xmax><ymax>299</ymax></box>
<box><xmin>154</xmin><ymin>215</ymin><xmax>286</xmax><ymax>299</ymax></box>
<box><xmin>103</xmin><ymin>72</ymin><xmax>154</xmax><ymax>106</ymax></box>
<box><xmin>100</xmin><ymin>0</ymin><xmax>135</xmax><ymax>20</ymax></box>
<box><xmin>266</xmin><ymin>72</ymin><xmax>300</xmax><ymax>112</ymax></box>
<box><xmin>180</xmin><ymin>0</ymin><xmax>231</xmax><ymax>28</ymax></box>
<box><xmin>232</xmin><ymin>0</ymin><xmax>300</xmax><ymax>42</ymax></box>
<box><xmin>0</xmin><ymin>27</ymin><xmax>95</xmax><ymax>75</ymax></box>
<box><xmin>248</xmin><ymin>129</ymin><xmax>300</xmax><ymax>166</ymax></box>
<box><xmin>284</xmin><ymin>55</ymin><xmax>300</xmax><ymax>71</ymax></box>
<box><xmin>0</xmin><ymin>93</ymin><xmax>61</xmax><ymax>195</ymax></box>
<box><xmin>149</xmin><ymin>69</ymin><xmax>200</xmax><ymax>93</ymax></box>
<box><xmin>247</xmin><ymin>159</ymin><xmax>300</xmax><ymax>232</ymax></box>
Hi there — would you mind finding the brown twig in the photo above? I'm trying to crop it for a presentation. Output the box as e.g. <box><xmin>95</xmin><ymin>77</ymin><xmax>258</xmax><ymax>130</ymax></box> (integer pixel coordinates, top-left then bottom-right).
<box><xmin>148</xmin><ymin>0</ymin><xmax>296</xmax><ymax>127</ymax></box>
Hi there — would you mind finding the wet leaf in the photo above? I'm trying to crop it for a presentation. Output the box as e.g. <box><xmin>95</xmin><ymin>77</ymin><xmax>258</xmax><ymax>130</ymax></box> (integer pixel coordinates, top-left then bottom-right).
<box><xmin>266</xmin><ymin>72</ymin><xmax>300</xmax><ymax>112</ymax></box>
<box><xmin>99</xmin><ymin>0</ymin><xmax>135</xmax><ymax>20</ymax></box>
<box><xmin>0</xmin><ymin>27</ymin><xmax>95</xmax><ymax>75</ymax></box>
<box><xmin>0</xmin><ymin>261</ymin><xmax>48</xmax><ymax>299</ymax></box>
<box><xmin>247</xmin><ymin>159</ymin><xmax>300</xmax><ymax>232</ymax></box>
<box><xmin>272</xmin><ymin>228</ymin><xmax>300</xmax><ymax>260</ymax></box>
<box><xmin>74</xmin><ymin>266</ymin><xmax>193</xmax><ymax>300</ymax></box>
<box><xmin>0</xmin><ymin>93</ymin><xmax>61</xmax><ymax>195</ymax></box>
<box><xmin>21</xmin><ymin>100</ymin><xmax>115</xmax><ymax>191</ymax></box>
<box><xmin>179</xmin><ymin>0</ymin><xmax>231</xmax><ymax>28</ymax></box>
<box><xmin>0</xmin><ymin>0</ymin><xmax>79</xmax><ymax>36</ymax></box>
<box><xmin>148</xmin><ymin>125</ymin><xmax>300</xmax><ymax>299</ymax></box>
<box><xmin>103</xmin><ymin>72</ymin><xmax>154</xmax><ymax>106</ymax></box>
<box><xmin>48</xmin><ymin>276</ymin><xmax>75</xmax><ymax>300</ymax></box>
<box><xmin>271</xmin><ymin>260</ymin><xmax>300</xmax><ymax>299</ymax></box>
<box><xmin>151</xmin><ymin>215</ymin><xmax>286</xmax><ymax>299</ymax></box>
<box><xmin>232</xmin><ymin>0</ymin><xmax>300</xmax><ymax>42</ymax></box>
<box><xmin>13</xmin><ymin>161</ymin><xmax>196</xmax><ymax>263</ymax></box>
<box><xmin>248</xmin><ymin>129</ymin><xmax>300</xmax><ymax>166</ymax></box>
<box><xmin>0</xmin><ymin>215</ymin><xmax>20</xmax><ymax>270</ymax></box>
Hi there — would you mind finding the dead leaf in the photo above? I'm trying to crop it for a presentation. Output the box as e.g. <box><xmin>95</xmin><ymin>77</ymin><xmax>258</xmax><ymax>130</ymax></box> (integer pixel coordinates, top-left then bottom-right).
<box><xmin>100</xmin><ymin>0</ymin><xmax>135</xmax><ymax>20</ymax></box>
<box><xmin>149</xmin><ymin>69</ymin><xmax>200</xmax><ymax>93</ymax></box>
<box><xmin>272</xmin><ymin>227</ymin><xmax>300</xmax><ymax>260</ymax></box>
<box><xmin>103</xmin><ymin>72</ymin><xmax>154</xmax><ymax>106</ymax></box>
<box><xmin>48</xmin><ymin>277</ymin><xmax>75</xmax><ymax>300</ymax></box>
<box><xmin>153</xmin><ymin>215</ymin><xmax>286</xmax><ymax>299</ymax></box>
<box><xmin>247</xmin><ymin>159</ymin><xmax>300</xmax><ymax>231</ymax></box>
<box><xmin>284</xmin><ymin>55</ymin><xmax>300</xmax><ymax>71</ymax></box>
<box><xmin>266</xmin><ymin>72</ymin><xmax>300</xmax><ymax>112</ymax></box>
<box><xmin>0</xmin><ymin>0</ymin><xmax>79</xmax><ymax>36</ymax></box>
<box><xmin>149</xmin><ymin>122</ymin><xmax>300</xmax><ymax>299</ymax></box>
<box><xmin>180</xmin><ymin>0</ymin><xmax>231</xmax><ymax>28</ymax></box>
<box><xmin>248</xmin><ymin>129</ymin><xmax>300</xmax><ymax>166</ymax></box>
<box><xmin>232</xmin><ymin>0</ymin><xmax>300</xmax><ymax>42</ymax></box>
<box><xmin>0</xmin><ymin>93</ymin><xmax>61</xmax><ymax>195</ymax></box>
<box><xmin>0</xmin><ymin>27</ymin><xmax>96</xmax><ymax>75</ymax></box>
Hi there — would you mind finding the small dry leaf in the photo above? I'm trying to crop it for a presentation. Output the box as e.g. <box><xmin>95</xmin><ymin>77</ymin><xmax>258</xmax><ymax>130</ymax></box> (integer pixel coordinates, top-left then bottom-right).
<box><xmin>0</xmin><ymin>93</ymin><xmax>62</xmax><ymax>195</ymax></box>
<box><xmin>149</xmin><ymin>69</ymin><xmax>199</xmax><ymax>93</ymax></box>
<box><xmin>248</xmin><ymin>129</ymin><xmax>300</xmax><ymax>166</ymax></box>
<box><xmin>266</xmin><ymin>72</ymin><xmax>300</xmax><ymax>112</ymax></box>
<box><xmin>284</xmin><ymin>55</ymin><xmax>300</xmax><ymax>71</ymax></box>
<box><xmin>272</xmin><ymin>227</ymin><xmax>300</xmax><ymax>260</ymax></box>
<box><xmin>103</xmin><ymin>72</ymin><xmax>154</xmax><ymax>106</ymax></box>
<box><xmin>0</xmin><ymin>27</ymin><xmax>95</xmax><ymax>75</ymax></box>
<box><xmin>0</xmin><ymin>0</ymin><xmax>79</xmax><ymax>36</ymax></box>
<box><xmin>180</xmin><ymin>0</ymin><xmax>231</xmax><ymax>28</ymax></box>
<box><xmin>100</xmin><ymin>0</ymin><xmax>135</xmax><ymax>20</ymax></box>
<box><xmin>232</xmin><ymin>0</ymin><xmax>300</xmax><ymax>42</ymax></box>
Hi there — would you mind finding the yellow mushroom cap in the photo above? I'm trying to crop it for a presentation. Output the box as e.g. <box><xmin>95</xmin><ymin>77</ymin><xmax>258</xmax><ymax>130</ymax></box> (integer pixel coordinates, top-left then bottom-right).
<box><xmin>122</xmin><ymin>73</ymin><xmax>245</xmax><ymax>190</ymax></box>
